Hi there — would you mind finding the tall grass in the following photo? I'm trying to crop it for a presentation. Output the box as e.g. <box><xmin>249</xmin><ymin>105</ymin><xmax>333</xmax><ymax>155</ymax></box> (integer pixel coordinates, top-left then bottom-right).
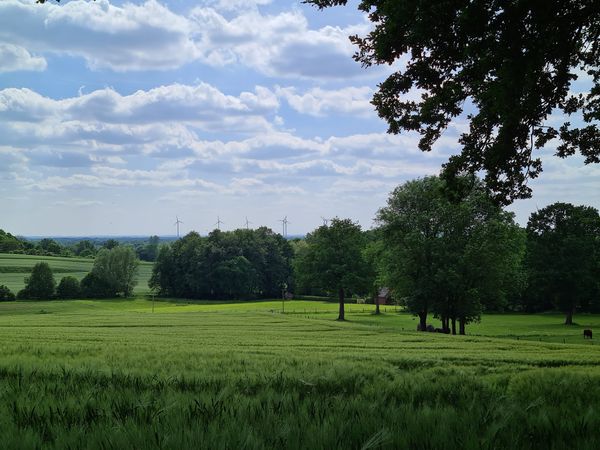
<box><xmin>0</xmin><ymin>299</ymin><xmax>599</xmax><ymax>448</ymax></box>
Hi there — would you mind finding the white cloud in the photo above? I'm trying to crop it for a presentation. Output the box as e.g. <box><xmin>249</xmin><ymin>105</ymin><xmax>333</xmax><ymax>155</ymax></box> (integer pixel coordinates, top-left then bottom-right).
<box><xmin>0</xmin><ymin>0</ymin><xmax>198</xmax><ymax>71</ymax></box>
<box><xmin>53</xmin><ymin>199</ymin><xmax>103</xmax><ymax>207</ymax></box>
<box><xmin>199</xmin><ymin>0</ymin><xmax>273</xmax><ymax>13</ymax></box>
<box><xmin>0</xmin><ymin>84</ymin><xmax>280</xmax><ymax>157</ymax></box>
<box><xmin>190</xmin><ymin>6</ymin><xmax>374</xmax><ymax>79</ymax></box>
<box><xmin>0</xmin><ymin>83</ymin><xmax>487</xmax><ymax>192</ymax></box>
<box><xmin>0</xmin><ymin>84</ymin><xmax>278</xmax><ymax>124</ymax></box>
<box><xmin>64</xmin><ymin>83</ymin><xmax>278</xmax><ymax>124</ymax></box>
<box><xmin>31</xmin><ymin>166</ymin><xmax>221</xmax><ymax>191</ymax></box>
<box><xmin>277</xmin><ymin>86</ymin><xmax>374</xmax><ymax>117</ymax></box>
<box><xmin>326</xmin><ymin>132</ymin><xmax>457</xmax><ymax>161</ymax></box>
<box><xmin>0</xmin><ymin>147</ymin><xmax>27</xmax><ymax>173</ymax></box>
<box><xmin>0</xmin><ymin>88</ymin><xmax>57</xmax><ymax>121</ymax></box>
<box><xmin>330</xmin><ymin>179</ymin><xmax>395</xmax><ymax>194</ymax></box>
<box><xmin>0</xmin><ymin>44</ymin><xmax>46</xmax><ymax>73</ymax></box>
<box><xmin>0</xmin><ymin>0</ymin><xmax>374</xmax><ymax>78</ymax></box>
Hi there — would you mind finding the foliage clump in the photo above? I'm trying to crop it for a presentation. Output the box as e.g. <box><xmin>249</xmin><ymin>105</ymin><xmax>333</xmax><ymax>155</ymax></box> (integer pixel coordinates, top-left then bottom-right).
<box><xmin>525</xmin><ymin>202</ymin><xmax>600</xmax><ymax>324</ymax></box>
<box><xmin>0</xmin><ymin>285</ymin><xmax>15</xmax><ymax>302</ymax></box>
<box><xmin>306</xmin><ymin>0</ymin><xmax>600</xmax><ymax>204</ymax></box>
<box><xmin>377</xmin><ymin>176</ymin><xmax>525</xmax><ymax>333</ymax></box>
<box><xmin>294</xmin><ymin>218</ymin><xmax>371</xmax><ymax>320</ymax></box>
<box><xmin>56</xmin><ymin>276</ymin><xmax>81</xmax><ymax>299</ymax></box>
<box><xmin>17</xmin><ymin>262</ymin><xmax>56</xmax><ymax>300</ymax></box>
<box><xmin>150</xmin><ymin>228</ymin><xmax>293</xmax><ymax>300</ymax></box>
<box><xmin>82</xmin><ymin>246</ymin><xmax>139</xmax><ymax>298</ymax></box>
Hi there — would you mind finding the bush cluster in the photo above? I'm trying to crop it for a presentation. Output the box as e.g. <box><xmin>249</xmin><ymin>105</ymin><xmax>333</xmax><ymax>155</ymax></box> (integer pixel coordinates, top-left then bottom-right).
<box><xmin>15</xmin><ymin>247</ymin><xmax>139</xmax><ymax>300</ymax></box>
<box><xmin>0</xmin><ymin>285</ymin><xmax>15</xmax><ymax>302</ymax></box>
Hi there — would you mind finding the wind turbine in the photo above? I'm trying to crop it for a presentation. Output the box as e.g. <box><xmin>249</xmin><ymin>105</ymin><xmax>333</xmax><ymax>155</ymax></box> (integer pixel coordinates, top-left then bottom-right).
<box><xmin>244</xmin><ymin>216</ymin><xmax>253</xmax><ymax>230</ymax></box>
<box><xmin>278</xmin><ymin>216</ymin><xmax>290</xmax><ymax>237</ymax></box>
<box><xmin>215</xmin><ymin>216</ymin><xmax>224</xmax><ymax>230</ymax></box>
<box><xmin>174</xmin><ymin>216</ymin><xmax>183</xmax><ymax>238</ymax></box>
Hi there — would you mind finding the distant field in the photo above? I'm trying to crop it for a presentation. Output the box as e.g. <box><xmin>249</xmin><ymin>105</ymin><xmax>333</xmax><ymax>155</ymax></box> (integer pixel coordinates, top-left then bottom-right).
<box><xmin>0</xmin><ymin>253</ymin><xmax>153</xmax><ymax>294</ymax></box>
<box><xmin>1</xmin><ymin>299</ymin><xmax>600</xmax><ymax>448</ymax></box>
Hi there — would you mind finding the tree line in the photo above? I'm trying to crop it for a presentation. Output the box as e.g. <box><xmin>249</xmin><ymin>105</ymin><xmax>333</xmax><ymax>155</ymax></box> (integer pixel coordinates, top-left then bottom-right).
<box><xmin>0</xmin><ymin>232</ymin><xmax>163</xmax><ymax>262</ymax></box>
<box><xmin>2</xmin><ymin>175</ymin><xmax>598</xmax><ymax>334</ymax></box>
<box><xmin>145</xmin><ymin>175</ymin><xmax>599</xmax><ymax>333</ymax></box>
<box><xmin>149</xmin><ymin>228</ymin><xmax>293</xmax><ymax>299</ymax></box>
<box><xmin>292</xmin><ymin>176</ymin><xmax>599</xmax><ymax>333</ymax></box>
<box><xmin>0</xmin><ymin>246</ymin><xmax>139</xmax><ymax>301</ymax></box>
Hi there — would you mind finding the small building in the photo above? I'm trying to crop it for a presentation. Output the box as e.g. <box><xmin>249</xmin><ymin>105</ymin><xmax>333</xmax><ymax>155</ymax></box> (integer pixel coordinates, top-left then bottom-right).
<box><xmin>376</xmin><ymin>287</ymin><xmax>390</xmax><ymax>305</ymax></box>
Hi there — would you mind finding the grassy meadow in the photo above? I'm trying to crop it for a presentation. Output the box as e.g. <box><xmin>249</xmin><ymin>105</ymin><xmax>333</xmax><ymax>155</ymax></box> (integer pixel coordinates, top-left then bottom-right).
<box><xmin>0</xmin><ymin>253</ymin><xmax>153</xmax><ymax>295</ymax></box>
<box><xmin>1</xmin><ymin>298</ymin><xmax>600</xmax><ymax>448</ymax></box>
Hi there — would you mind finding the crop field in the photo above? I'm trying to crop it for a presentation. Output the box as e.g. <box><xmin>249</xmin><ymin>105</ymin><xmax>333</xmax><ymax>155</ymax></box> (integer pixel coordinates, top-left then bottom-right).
<box><xmin>1</xmin><ymin>299</ymin><xmax>600</xmax><ymax>449</ymax></box>
<box><xmin>0</xmin><ymin>253</ymin><xmax>153</xmax><ymax>295</ymax></box>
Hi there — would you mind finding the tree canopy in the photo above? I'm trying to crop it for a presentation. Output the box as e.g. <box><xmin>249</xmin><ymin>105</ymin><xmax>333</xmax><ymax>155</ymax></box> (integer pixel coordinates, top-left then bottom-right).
<box><xmin>377</xmin><ymin>176</ymin><xmax>525</xmax><ymax>333</ymax></box>
<box><xmin>0</xmin><ymin>229</ymin><xmax>26</xmax><ymax>253</ymax></box>
<box><xmin>0</xmin><ymin>285</ymin><xmax>16</xmax><ymax>302</ymax></box>
<box><xmin>525</xmin><ymin>202</ymin><xmax>600</xmax><ymax>324</ymax></box>
<box><xmin>18</xmin><ymin>262</ymin><xmax>56</xmax><ymax>300</ymax></box>
<box><xmin>294</xmin><ymin>218</ymin><xmax>370</xmax><ymax>320</ymax></box>
<box><xmin>73</xmin><ymin>240</ymin><xmax>97</xmax><ymax>258</ymax></box>
<box><xmin>150</xmin><ymin>228</ymin><xmax>293</xmax><ymax>300</ymax></box>
<box><xmin>56</xmin><ymin>276</ymin><xmax>81</xmax><ymax>299</ymax></box>
<box><xmin>90</xmin><ymin>246</ymin><xmax>139</xmax><ymax>297</ymax></box>
<box><xmin>307</xmin><ymin>0</ymin><xmax>600</xmax><ymax>204</ymax></box>
<box><xmin>37</xmin><ymin>238</ymin><xmax>63</xmax><ymax>256</ymax></box>
<box><xmin>81</xmin><ymin>272</ymin><xmax>115</xmax><ymax>299</ymax></box>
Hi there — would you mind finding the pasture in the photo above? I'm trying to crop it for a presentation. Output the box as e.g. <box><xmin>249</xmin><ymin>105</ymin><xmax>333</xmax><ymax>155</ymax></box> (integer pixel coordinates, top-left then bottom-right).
<box><xmin>0</xmin><ymin>253</ymin><xmax>153</xmax><ymax>295</ymax></box>
<box><xmin>1</xmin><ymin>299</ymin><xmax>600</xmax><ymax>448</ymax></box>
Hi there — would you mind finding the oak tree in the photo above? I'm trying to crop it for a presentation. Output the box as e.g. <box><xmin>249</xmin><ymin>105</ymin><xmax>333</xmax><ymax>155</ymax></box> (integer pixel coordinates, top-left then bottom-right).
<box><xmin>19</xmin><ymin>262</ymin><xmax>56</xmax><ymax>299</ymax></box>
<box><xmin>294</xmin><ymin>218</ymin><xmax>370</xmax><ymax>321</ymax></box>
<box><xmin>307</xmin><ymin>0</ymin><xmax>600</xmax><ymax>204</ymax></box>
<box><xmin>525</xmin><ymin>202</ymin><xmax>600</xmax><ymax>324</ymax></box>
<box><xmin>377</xmin><ymin>176</ymin><xmax>525</xmax><ymax>333</ymax></box>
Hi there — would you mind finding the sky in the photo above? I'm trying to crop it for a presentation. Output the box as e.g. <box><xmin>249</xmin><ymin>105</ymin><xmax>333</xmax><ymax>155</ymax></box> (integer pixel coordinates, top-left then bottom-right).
<box><xmin>0</xmin><ymin>0</ymin><xmax>598</xmax><ymax>237</ymax></box>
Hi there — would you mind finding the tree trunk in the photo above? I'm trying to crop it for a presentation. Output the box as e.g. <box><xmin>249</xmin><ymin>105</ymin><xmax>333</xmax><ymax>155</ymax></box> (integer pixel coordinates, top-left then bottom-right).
<box><xmin>375</xmin><ymin>296</ymin><xmax>380</xmax><ymax>315</ymax></box>
<box><xmin>418</xmin><ymin>312</ymin><xmax>427</xmax><ymax>331</ymax></box>
<box><xmin>459</xmin><ymin>318</ymin><xmax>466</xmax><ymax>335</ymax></box>
<box><xmin>338</xmin><ymin>287</ymin><xmax>345</xmax><ymax>321</ymax></box>
<box><xmin>451</xmin><ymin>317</ymin><xmax>456</xmax><ymax>335</ymax></box>
<box><xmin>565</xmin><ymin>308</ymin><xmax>574</xmax><ymax>325</ymax></box>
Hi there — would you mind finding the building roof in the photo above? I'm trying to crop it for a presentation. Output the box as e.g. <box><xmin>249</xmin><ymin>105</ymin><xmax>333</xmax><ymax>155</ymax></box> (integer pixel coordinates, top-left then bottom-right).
<box><xmin>378</xmin><ymin>287</ymin><xmax>390</xmax><ymax>297</ymax></box>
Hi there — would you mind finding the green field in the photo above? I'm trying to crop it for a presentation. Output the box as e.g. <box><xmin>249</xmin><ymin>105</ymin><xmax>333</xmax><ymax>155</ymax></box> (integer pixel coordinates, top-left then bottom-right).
<box><xmin>1</xmin><ymin>298</ymin><xmax>600</xmax><ymax>448</ymax></box>
<box><xmin>0</xmin><ymin>253</ymin><xmax>153</xmax><ymax>295</ymax></box>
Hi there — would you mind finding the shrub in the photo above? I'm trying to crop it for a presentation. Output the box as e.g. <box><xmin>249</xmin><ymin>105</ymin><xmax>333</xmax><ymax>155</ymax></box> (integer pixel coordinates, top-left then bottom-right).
<box><xmin>56</xmin><ymin>276</ymin><xmax>81</xmax><ymax>299</ymax></box>
<box><xmin>81</xmin><ymin>272</ymin><xmax>115</xmax><ymax>298</ymax></box>
<box><xmin>92</xmin><ymin>247</ymin><xmax>139</xmax><ymax>297</ymax></box>
<box><xmin>21</xmin><ymin>262</ymin><xmax>55</xmax><ymax>299</ymax></box>
<box><xmin>0</xmin><ymin>285</ymin><xmax>15</xmax><ymax>301</ymax></box>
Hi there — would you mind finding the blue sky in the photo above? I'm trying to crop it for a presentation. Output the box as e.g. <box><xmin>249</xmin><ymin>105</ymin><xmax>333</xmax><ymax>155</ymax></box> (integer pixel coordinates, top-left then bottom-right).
<box><xmin>0</xmin><ymin>0</ymin><xmax>598</xmax><ymax>236</ymax></box>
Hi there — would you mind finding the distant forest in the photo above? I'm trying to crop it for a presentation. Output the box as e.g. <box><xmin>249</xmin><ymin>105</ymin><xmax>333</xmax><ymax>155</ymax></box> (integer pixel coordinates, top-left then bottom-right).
<box><xmin>0</xmin><ymin>230</ymin><xmax>174</xmax><ymax>262</ymax></box>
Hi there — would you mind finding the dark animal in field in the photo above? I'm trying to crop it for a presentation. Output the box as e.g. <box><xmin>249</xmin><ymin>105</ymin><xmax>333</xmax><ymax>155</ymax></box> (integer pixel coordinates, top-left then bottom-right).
<box><xmin>426</xmin><ymin>324</ymin><xmax>435</xmax><ymax>332</ymax></box>
<box><xmin>434</xmin><ymin>328</ymin><xmax>444</xmax><ymax>333</ymax></box>
<box><xmin>584</xmin><ymin>329</ymin><xmax>593</xmax><ymax>339</ymax></box>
